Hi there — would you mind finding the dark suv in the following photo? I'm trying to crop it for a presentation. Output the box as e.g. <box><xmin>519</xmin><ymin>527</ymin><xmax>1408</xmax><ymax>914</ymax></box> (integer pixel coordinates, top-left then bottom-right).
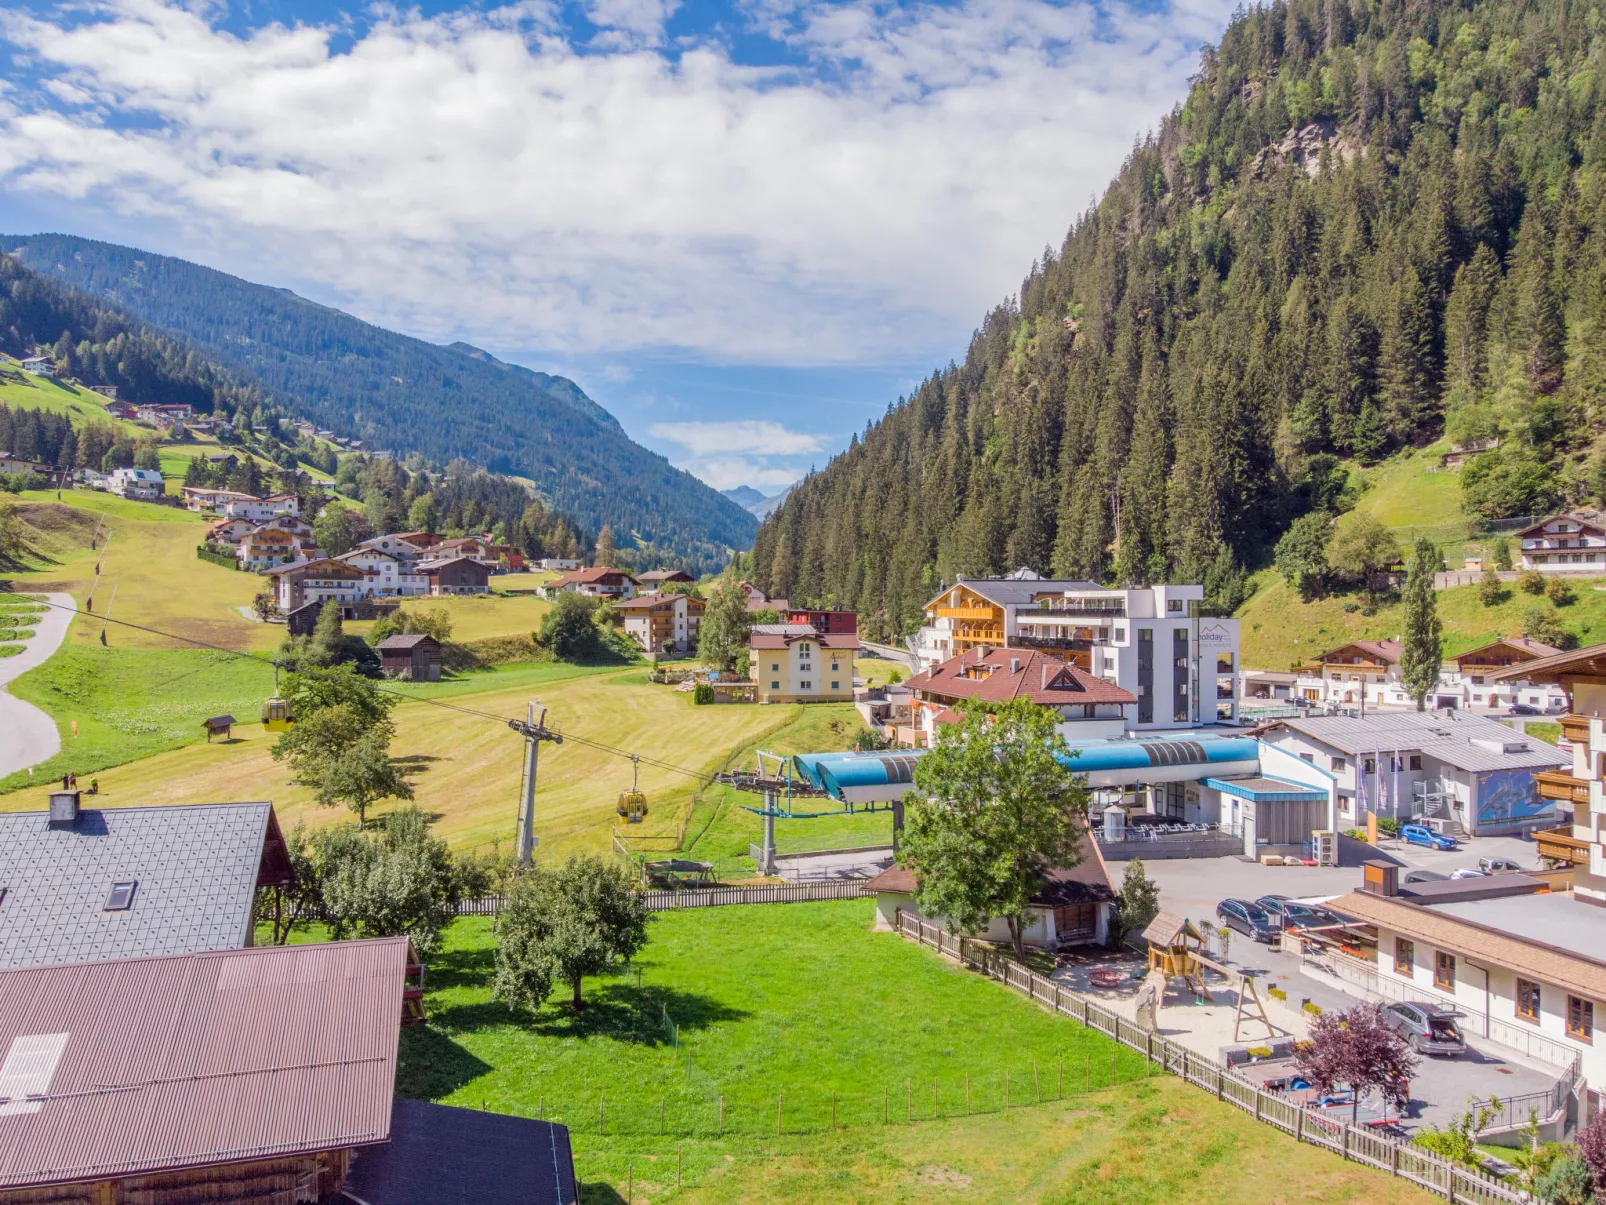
<box><xmin>1215</xmin><ymin>898</ymin><xmax>1279</xmax><ymax>943</ymax></box>
<box><xmin>1255</xmin><ymin>894</ymin><xmax>1337</xmax><ymax>931</ymax></box>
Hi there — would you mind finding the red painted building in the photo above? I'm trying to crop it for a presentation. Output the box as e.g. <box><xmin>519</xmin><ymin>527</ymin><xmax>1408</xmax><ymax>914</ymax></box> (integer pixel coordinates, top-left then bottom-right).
<box><xmin>787</xmin><ymin>608</ymin><xmax>857</xmax><ymax>635</ymax></box>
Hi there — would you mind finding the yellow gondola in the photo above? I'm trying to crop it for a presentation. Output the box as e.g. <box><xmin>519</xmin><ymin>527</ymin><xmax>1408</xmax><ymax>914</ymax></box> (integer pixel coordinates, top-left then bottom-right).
<box><xmin>616</xmin><ymin>756</ymin><xmax>649</xmax><ymax>825</ymax></box>
<box><xmin>261</xmin><ymin>696</ymin><xmax>293</xmax><ymax>732</ymax></box>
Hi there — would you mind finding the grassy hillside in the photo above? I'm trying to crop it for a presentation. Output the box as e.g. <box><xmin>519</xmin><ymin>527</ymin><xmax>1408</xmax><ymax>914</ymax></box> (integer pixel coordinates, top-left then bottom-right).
<box><xmin>0</xmin><ymin>665</ymin><xmax>867</xmax><ymax>856</ymax></box>
<box><xmin>0</xmin><ymin>369</ymin><xmax>140</xmax><ymax>437</ymax></box>
<box><xmin>1238</xmin><ymin>571</ymin><xmax>1606</xmax><ymax>670</ymax></box>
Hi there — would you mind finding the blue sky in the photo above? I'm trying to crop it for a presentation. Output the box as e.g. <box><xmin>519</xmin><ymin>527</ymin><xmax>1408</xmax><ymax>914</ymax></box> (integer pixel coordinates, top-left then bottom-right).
<box><xmin>0</xmin><ymin>0</ymin><xmax>1234</xmax><ymax>493</ymax></box>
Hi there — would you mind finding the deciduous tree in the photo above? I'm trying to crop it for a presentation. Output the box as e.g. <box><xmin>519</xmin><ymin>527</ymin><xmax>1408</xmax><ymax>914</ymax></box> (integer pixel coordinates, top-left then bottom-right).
<box><xmin>1293</xmin><ymin>1002</ymin><xmax>1417</xmax><ymax>1123</ymax></box>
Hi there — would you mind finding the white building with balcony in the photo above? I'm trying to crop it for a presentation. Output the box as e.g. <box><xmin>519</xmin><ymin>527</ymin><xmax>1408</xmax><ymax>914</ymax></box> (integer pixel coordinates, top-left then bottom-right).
<box><xmin>1516</xmin><ymin>515</ymin><xmax>1606</xmax><ymax>573</ymax></box>
<box><xmin>911</xmin><ymin>571</ymin><xmax>1239</xmax><ymax>730</ymax></box>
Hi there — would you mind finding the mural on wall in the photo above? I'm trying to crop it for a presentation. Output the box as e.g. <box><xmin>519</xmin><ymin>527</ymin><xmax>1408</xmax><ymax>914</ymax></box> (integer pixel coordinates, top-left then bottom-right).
<box><xmin>1475</xmin><ymin>769</ymin><xmax>1553</xmax><ymax>831</ymax></box>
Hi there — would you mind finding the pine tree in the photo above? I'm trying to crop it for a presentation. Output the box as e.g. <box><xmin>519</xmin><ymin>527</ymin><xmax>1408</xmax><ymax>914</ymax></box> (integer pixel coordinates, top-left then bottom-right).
<box><xmin>593</xmin><ymin>524</ymin><xmax>616</xmax><ymax>568</ymax></box>
<box><xmin>1442</xmin><ymin>245</ymin><xmax>1501</xmax><ymax>393</ymax></box>
<box><xmin>1400</xmin><ymin>537</ymin><xmax>1444</xmax><ymax>710</ymax></box>
<box><xmin>1378</xmin><ymin>267</ymin><xmax>1439</xmax><ymax>441</ymax></box>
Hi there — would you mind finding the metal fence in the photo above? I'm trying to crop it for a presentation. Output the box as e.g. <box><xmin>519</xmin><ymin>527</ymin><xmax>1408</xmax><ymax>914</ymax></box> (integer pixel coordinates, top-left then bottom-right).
<box><xmin>455</xmin><ymin>880</ymin><xmax>873</xmax><ymax>917</ymax></box>
<box><xmin>895</xmin><ymin>912</ymin><xmax>1530</xmax><ymax>1205</ymax></box>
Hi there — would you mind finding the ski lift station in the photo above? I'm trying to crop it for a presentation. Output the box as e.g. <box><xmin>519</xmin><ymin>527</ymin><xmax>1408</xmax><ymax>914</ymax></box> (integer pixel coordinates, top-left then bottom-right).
<box><xmin>792</xmin><ymin>733</ymin><xmax>1342</xmax><ymax>862</ymax></box>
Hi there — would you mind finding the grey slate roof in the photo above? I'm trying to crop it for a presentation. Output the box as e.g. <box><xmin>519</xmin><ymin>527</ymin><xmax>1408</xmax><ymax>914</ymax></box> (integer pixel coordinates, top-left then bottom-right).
<box><xmin>1266</xmin><ymin>711</ymin><xmax>1568</xmax><ymax>772</ymax></box>
<box><xmin>951</xmin><ymin>576</ymin><xmax>1106</xmax><ymax>607</ymax></box>
<box><xmin>0</xmin><ymin>803</ymin><xmax>278</xmax><ymax>970</ymax></box>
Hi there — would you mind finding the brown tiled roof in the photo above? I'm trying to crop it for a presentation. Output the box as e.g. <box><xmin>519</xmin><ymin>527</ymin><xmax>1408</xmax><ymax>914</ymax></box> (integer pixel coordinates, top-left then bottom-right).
<box><xmin>376</xmin><ymin>634</ymin><xmax>440</xmax><ymax>650</ymax></box>
<box><xmin>904</xmin><ymin>647</ymin><xmax>1134</xmax><ymax>706</ymax></box>
<box><xmin>867</xmin><ymin>832</ymin><xmax>1113</xmax><ymax>904</ymax></box>
<box><xmin>1452</xmin><ymin>635</ymin><xmax>1562</xmax><ymax>664</ymax></box>
<box><xmin>0</xmin><ymin>938</ymin><xmax>407</xmax><ymax>1190</ymax></box>
<box><xmin>1328</xmin><ymin>891</ymin><xmax>1606</xmax><ymax>1002</ymax></box>
<box><xmin>1487</xmin><ymin>640</ymin><xmax>1606</xmax><ymax>683</ymax></box>
<box><xmin>1513</xmin><ymin>513</ymin><xmax>1606</xmax><ymax>539</ymax></box>
<box><xmin>548</xmin><ymin>567</ymin><xmax>639</xmax><ymax>588</ymax></box>
<box><xmin>639</xmin><ymin>569</ymin><xmax>694</xmax><ymax>583</ymax></box>
<box><xmin>1314</xmin><ymin>639</ymin><xmax>1402</xmax><ymax>664</ymax></box>
<box><xmin>263</xmin><ymin>557</ymin><xmax>367</xmax><ymax>579</ymax></box>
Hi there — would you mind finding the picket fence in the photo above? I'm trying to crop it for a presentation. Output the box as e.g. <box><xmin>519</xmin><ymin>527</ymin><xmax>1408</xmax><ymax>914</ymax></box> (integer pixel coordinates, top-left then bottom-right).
<box><xmin>455</xmin><ymin>880</ymin><xmax>872</xmax><ymax>917</ymax></box>
<box><xmin>894</xmin><ymin>912</ymin><xmax>1530</xmax><ymax>1205</ymax></box>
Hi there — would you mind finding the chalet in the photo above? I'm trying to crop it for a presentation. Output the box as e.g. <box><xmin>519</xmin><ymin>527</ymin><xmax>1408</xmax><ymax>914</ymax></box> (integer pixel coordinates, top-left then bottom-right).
<box><xmin>393</xmin><ymin>531</ymin><xmax>443</xmax><ymax>554</ymax></box>
<box><xmin>337</xmin><ymin>547</ymin><xmax>427</xmax><ymax>596</ymax></box>
<box><xmin>538</xmin><ymin>557</ymin><xmax>582</xmax><ymax>571</ymax></box>
<box><xmin>638</xmin><ymin>569</ymin><xmax>695</xmax><ymax>587</ymax></box>
<box><xmin>417</xmin><ymin>555</ymin><xmax>492</xmax><ymax>596</ymax></box>
<box><xmin>750</xmin><ymin>629</ymin><xmax>859</xmax><ymax>703</ymax></box>
<box><xmin>615</xmin><ymin>592</ymin><xmax>705</xmax><ymax>655</ymax></box>
<box><xmin>1440</xmin><ymin>437</ymin><xmax>1500</xmax><ymax>467</ymax></box>
<box><xmin>376</xmin><ymin>633</ymin><xmax>444</xmax><ymax>681</ymax></box>
<box><xmin>133</xmin><ymin>402</ymin><xmax>193</xmax><ymax>425</ymax></box>
<box><xmin>1487</xmin><ymin>644</ymin><xmax>1606</xmax><ymax>905</ymax></box>
<box><xmin>0</xmin><ymin>937</ymin><xmax>410</xmax><ymax>1204</ymax></box>
<box><xmin>104</xmin><ymin>400</ymin><xmax>138</xmax><ymax>420</ymax></box>
<box><xmin>356</xmin><ymin>532</ymin><xmax>435</xmax><ymax>561</ymax></box>
<box><xmin>543</xmin><ymin>567</ymin><xmax>639</xmax><ymax>600</ymax></box>
<box><xmin>1516</xmin><ymin>515</ymin><xmax>1606</xmax><ymax>573</ymax></box>
<box><xmin>867</xmin><ymin>830</ymin><xmax>1116</xmax><ymax>949</ymax></box>
<box><xmin>432</xmin><ymin>536</ymin><xmax>498</xmax><ymax>566</ymax></box>
<box><xmin>0</xmin><ymin>797</ymin><xmax>294</xmax><ymax>968</ymax></box>
<box><xmin>18</xmin><ymin>355</ymin><xmax>53</xmax><ymax>377</ymax></box>
<box><xmin>206</xmin><ymin>451</ymin><xmax>240</xmax><ymax>471</ymax></box>
<box><xmin>0</xmin><ymin>457</ymin><xmax>64</xmax><ymax>487</ymax></box>
<box><xmin>266</xmin><ymin>557</ymin><xmax>370</xmax><ymax>613</ymax></box>
<box><xmin>740</xmin><ymin>580</ymin><xmax>790</xmax><ymax>613</ymax></box>
<box><xmin>88</xmin><ymin>384</ymin><xmax>117</xmax><ymax>399</ymax></box>
<box><xmin>109</xmin><ymin>467</ymin><xmax>164</xmax><ymax>500</ymax></box>
<box><xmin>237</xmin><ymin>526</ymin><xmax>303</xmax><ymax>571</ymax></box>
<box><xmin>222</xmin><ymin>493</ymin><xmax>301</xmax><ymax>522</ymax></box>
<box><xmin>182</xmin><ymin>486</ymin><xmax>254</xmax><ymax>512</ymax></box>
<box><xmin>902</xmin><ymin>646</ymin><xmax>1134</xmax><ymax>745</ymax></box>
<box><xmin>1294</xmin><ymin>639</ymin><xmax>1405</xmax><ymax>707</ymax></box>
<box><xmin>1445</xmin><ymin>635</ymin><xmax>1566</xmax><ymax>710</ymax></box>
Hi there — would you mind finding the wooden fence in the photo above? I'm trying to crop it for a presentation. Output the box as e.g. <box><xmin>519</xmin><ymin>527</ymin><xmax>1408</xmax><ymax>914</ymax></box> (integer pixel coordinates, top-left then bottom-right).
<box><xmin>894</xmin><ymin>912</ymin><xmax>1530</xmax><ymax>1205</ymax></box>
<box><xmin>456</xmin><ymin>880</ymin><xmax>872</xmax><ymax>917</ymax></box>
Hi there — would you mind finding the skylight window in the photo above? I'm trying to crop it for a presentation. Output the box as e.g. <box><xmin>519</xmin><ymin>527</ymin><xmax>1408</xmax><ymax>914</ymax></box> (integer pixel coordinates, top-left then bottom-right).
<box><xmin>0</xmin><ymin>1033</ymin><xmax>68</xmax><ymax>1116</ymax></box>
<box><xmin>104</xmin><ymin>881</ymin><xmax>137</xmax><ymax>912</ymax></box>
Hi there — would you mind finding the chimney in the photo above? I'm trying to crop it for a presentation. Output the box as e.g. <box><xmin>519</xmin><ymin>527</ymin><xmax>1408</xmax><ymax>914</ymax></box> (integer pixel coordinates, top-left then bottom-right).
<box><xmin>1361</xmin><ymin>860</ymin><xmax>1399</xmax><ymax>898</ymax></box>
<box><xmin>1042</xmin><ymin>664</ymin><xmax>1049</xmax><ymax>689</ymax></box>
<box><xmin>1011</xmin><ymin>657</ymin><xmax>1022</xmax><ymax>674</ymax></box>
<box><xmin>47</xmin><ymin>790</ymin><xmax>81</xmax><ymax>831</ymax></box>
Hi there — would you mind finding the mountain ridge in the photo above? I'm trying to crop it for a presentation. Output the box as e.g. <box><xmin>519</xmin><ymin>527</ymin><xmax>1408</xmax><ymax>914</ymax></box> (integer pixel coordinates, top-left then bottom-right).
<box><xmin>5</xmin><ymin>233</ymin><xmax>757</xmax><ymax>569</ymax></box>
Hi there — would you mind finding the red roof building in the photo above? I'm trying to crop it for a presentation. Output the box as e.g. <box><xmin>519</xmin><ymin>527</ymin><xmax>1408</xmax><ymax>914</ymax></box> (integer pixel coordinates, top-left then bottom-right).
<box><xmin>901</xmin><ymin>646</ymin><xmax>1133</xmax><ymax>746</ymax></box>
<box><xmin>543</xmin><ymin>567</ymin><xmax>639</xmax><ymax>599</ymax></box>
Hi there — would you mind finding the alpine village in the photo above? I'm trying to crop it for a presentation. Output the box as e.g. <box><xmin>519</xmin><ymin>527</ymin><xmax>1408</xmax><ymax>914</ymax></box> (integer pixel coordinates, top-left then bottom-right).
<box><xmin>5</xmin><ymin>0</ymin><xmax>1606</xmax><ymax>1200</ymax></box>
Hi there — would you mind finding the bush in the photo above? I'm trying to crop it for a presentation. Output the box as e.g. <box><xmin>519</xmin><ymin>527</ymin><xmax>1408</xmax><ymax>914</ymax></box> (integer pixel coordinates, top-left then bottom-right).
<box><xmin>1545</xmin><ymin>576</ymin><xmax>1576</xmax><ymax>606</ymax></box>
<box><xmin>1519</xmin><ymin>569</ymin><xmax>1546</xmax><ymax>594</ymax></box>
<box><xmin>1342</xmin><ymin>601</ymin><xmax>1360</xmax><ymax>613</ymax></box>
<box><xmin>693</xmin><ymin>683</ymin><xmax>715</xmax><ymax>705</ymax></box>
<box><xmin>1477</xmin><ymin>567</ymin><xmax>1507</xmax><ymax>607</ymax></box>
<box><xmin>1523</xmin><ymin>606</ymin><xmax>1577</xmax><ymax>650</ymax></box>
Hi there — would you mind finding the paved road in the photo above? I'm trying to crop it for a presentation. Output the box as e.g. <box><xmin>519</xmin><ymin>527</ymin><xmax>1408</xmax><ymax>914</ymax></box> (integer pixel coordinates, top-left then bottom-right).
<box><xmin>0</xmin><ymin>593</ymin><xmax>73</xmax><ymax>779</ymax></box>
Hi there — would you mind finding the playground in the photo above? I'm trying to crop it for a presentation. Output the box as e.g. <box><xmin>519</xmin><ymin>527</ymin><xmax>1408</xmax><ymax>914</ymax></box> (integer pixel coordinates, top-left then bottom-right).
<box><xmin>398</xmin><ymin>901</ymin><xmax>1436</xmax><ymax>1204</ymax></box>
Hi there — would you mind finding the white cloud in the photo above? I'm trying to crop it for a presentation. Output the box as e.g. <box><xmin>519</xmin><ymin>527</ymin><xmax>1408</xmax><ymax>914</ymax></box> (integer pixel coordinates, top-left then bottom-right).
<box><xmin>649</xmin><ymin>418</ymin><xmax>827</xmax><ymax>457</ymax></box>
<box><xmin>0</xmin><ymin>0</ymin><xmax>1234</xmax><ymax>364</ymax></box>
<box><xmin>689</xmin><ymin>456</ymin><xmax>801</xmax><ymax>490</ymax></box>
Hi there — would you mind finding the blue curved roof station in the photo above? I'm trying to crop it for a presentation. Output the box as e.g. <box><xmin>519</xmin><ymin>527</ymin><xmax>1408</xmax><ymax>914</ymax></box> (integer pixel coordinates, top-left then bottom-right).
<box><xmin>791</xmin><ymin>735</ymin><xmax>1262</xmax><ymax>802</ymax></box>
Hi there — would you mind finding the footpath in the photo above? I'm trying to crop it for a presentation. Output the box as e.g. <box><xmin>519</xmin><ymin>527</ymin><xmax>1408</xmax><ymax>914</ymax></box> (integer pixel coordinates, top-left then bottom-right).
<box><xmin>0</xmin><ymin>593</ymin><xmax>72</xmax><ymax>780</ymax></box>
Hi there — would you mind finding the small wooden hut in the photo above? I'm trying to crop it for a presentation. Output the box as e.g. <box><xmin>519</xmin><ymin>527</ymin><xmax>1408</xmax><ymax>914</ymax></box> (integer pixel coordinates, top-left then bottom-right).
<box><xmin>201</xmin><ymin>714</ymin><xmax>237</xmax><ymax>742</ymax></box>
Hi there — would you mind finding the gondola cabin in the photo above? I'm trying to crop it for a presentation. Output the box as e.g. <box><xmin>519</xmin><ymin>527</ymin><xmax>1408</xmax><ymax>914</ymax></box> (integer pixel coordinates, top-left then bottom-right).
<box><xmin>262</xmin><ymin>696</ymin><xmax>293</xmax><ymax>732</ymax></box>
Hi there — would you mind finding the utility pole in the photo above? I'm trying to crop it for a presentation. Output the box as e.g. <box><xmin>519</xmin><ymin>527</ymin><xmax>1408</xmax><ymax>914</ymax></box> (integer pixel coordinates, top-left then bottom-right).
<box><xmin>509</xmin><ymin>702</ymin><xmax>562</xmax><ymax>863</ymax></box>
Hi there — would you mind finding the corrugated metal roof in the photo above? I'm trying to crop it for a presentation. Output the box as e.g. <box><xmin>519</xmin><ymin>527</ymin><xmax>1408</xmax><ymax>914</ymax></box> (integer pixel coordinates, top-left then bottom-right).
<box><xmin>0</xmin><ymin>803</ymin><xmax>280</xmax><ymax>969</ymax></box>
<box><xmin>0</xmin><ymin>937</ymin><xmax>407</xmax><ymax>1189</ymax></box>
<box><xmin>1264</xmin><ymin>711</ymin><xmax>1568</xmax><ymax>772</ymax></box>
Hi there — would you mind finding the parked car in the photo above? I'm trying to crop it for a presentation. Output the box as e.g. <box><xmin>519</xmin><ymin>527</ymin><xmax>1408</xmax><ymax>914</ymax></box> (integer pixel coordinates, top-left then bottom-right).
<box><xmin>1401</xmin><ymin>824</ymin><xmax>1458</xmax><ymax>851</ymax></box>
<box><xmin>1478</xmin><ymin>856</ymin><xmax>1523</xmax><ymax>874</ymax></box>
<box><xmin>1381</xmin><ymin>1001</ymin><xmax>1467</xmax><ymax>1056</ymax></box>
<box><xmin>1402</xmin><ymin>869</ymin><xmax>1447</xmax><ymax>884</ymax></box>
<box><xmin>1507</xmin><ymin>703</ymin><xmax>1542</xmax><ymax>716</ymax></box>
<box><xmin>1216</xmin><ymin>898</ymin><xmax>1280</xmax><ymax>943</ymax></box>
<box><xmin>1447</xmin><ymin>867</ymin><xmax>1489</xmax><ymax>880</ymax></box>
<box><xmin>1255</xmin><ymin>895</ymin><xmax>1339</xmax><ymax>930</ymax></box>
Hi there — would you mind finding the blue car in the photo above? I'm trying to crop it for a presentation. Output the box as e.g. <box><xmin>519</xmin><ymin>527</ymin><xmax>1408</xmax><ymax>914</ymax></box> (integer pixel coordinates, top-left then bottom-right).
<box><xmin>1401</xmin><ymin>823</ymin><xmax>1457</xmax><ymax>851</ymax></box>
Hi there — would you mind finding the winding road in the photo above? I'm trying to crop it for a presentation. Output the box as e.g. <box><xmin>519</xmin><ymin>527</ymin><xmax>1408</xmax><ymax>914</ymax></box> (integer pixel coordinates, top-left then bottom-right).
<box><xmin>0</xmin><ymin>593</ymin><xmax>73</xmax><ymax>780</ymax></box>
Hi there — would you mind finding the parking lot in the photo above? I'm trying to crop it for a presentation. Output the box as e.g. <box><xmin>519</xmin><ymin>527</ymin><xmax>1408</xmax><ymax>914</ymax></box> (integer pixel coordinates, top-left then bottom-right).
<box><xmin>1130</xmin><ymin>833</ymin><xmax>1563</xmax><ymax>1133</ymax></box>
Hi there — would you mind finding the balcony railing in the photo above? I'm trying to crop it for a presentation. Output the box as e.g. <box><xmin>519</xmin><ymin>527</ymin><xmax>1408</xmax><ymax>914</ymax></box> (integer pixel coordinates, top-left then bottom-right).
<box><xmin>1008</xmin><ymin>635</ymin><xmax>1095</xmax><ymax>652</ymax></box>
<box><xmin>1016</xmin><ymin>602</ymin><xmax>1126</xmax><ymax>618</ymax></box>
<box><xmin>935</xmin><ymin>606</ymin><xmax>999</xmax><ymax>621</ymax></box>
<box><xmin>1558</xmin><ymin>714</ymin><xmax>1592</xmax><ymax>745</ymax></box>
<box><xmin>1535</xmin><ymin>770</ymin><xmax>1590</xmax><ymax>805</ymax></box>
<box><xmin>1533</xmin><ymin>825</ymin><xmax>1590</xmax><ymax>865</ymax></box>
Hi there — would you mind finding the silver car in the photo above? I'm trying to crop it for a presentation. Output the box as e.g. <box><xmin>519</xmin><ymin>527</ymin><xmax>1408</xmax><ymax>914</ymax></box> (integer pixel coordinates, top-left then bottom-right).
<box><xmin>1382</xmin><ymin>1001</ymin><xmax>1466</xmax><ymax>1056</ymax></box>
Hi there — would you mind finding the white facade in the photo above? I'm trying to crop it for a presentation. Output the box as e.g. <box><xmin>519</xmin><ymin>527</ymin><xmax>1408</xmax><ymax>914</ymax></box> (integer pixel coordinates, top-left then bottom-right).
<box><xmin>221</xmin><ymin>495</ymin><xmax>300</xmax><ymax>523</ymax></box>
<box><xmin>1519</xmin><ymin>517</ymin><xmax>1606</xmax><ymax>573</ymax></box>
<box><xmin>912</xmin><ymin>578</ymin><xmax>1239</xmax><ymax>731</ymax></box>
<box><xmin>1556</xmin><ymin>703</ymin><xmax>1606</xmax><ymax>907</ymax></box>
<box><xmin>1294</xmin><ymin>661</ymin><xmax>1566</xmax><ymax>712</ymax></box>
<box><xmin>538</xmin><ymin>558</ymin><xmax>582</xmax><ymax>571</ymax></box>
<box><xmin>335</xmin><ymin>549</ymin><xmax>428</xmax><ymax>597</ymax></box>
<box><xmin>109</xmin><ymin>468</ymin><xmax>164</xmax><ymax>500</ymax></box>
<box><xmin>19</xmin><ymin>357</ymin><xmax>54</xmax><ymax>377</ymax></box>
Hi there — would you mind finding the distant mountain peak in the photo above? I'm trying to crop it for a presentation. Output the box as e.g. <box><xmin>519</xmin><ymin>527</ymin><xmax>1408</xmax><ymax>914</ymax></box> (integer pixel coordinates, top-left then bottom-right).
<box><xmin>720</xmin><ymin>485</ymin><xmax>767</xmax><ymax>508</ymax></box>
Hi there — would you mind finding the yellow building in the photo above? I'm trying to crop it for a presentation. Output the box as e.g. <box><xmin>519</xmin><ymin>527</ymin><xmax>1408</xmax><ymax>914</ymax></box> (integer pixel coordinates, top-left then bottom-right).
<box><xmin>750</xmin><ymin>629</ymin><xmax>859</xmax><ymax>703</ymax></box>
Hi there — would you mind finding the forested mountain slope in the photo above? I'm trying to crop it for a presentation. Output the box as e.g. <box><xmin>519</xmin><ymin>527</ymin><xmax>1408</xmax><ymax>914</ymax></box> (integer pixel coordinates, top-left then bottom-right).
<box><xmin>5</xmin><ymin>234</ymin><xmax>756</xmax><ymax>568</ymax></box>
<box><xmin>752</xmin><ymin>0</ymin><xmax>1606</xmax><ymax>639</ymax></box>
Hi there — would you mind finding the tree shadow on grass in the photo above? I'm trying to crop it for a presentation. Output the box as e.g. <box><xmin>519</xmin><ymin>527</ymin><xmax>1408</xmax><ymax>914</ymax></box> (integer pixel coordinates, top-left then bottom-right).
<box><xmin>577</xmin><ymin>1184</ymin><xmax>626</xmax><ymax>1204</ymax></box>
<box><xmin>394</xmin><ymin>1024</ymin><xmax>494</xmax><ymax>1101</ymax></box>
<box><xmin>429</xmin><ymin>976</ymin><xmax>748</xmax><ymax>1050</ymax></box>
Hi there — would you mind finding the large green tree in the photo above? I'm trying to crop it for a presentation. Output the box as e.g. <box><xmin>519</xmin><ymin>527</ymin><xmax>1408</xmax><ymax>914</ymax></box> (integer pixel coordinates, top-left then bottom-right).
<box><xmin>1400</xmin><ymin>537</ymin><xmax>1444</xmax><ymax>710</ymax></box>
<box><xmin>697</xmin><ymin>568</ymin><xmax>752</xmax><ymax>670</ymax></box>
<box><xmin>899</xmin><ymin>699</ymin><xmax>1088</xmax><ymax>960</ymax></box>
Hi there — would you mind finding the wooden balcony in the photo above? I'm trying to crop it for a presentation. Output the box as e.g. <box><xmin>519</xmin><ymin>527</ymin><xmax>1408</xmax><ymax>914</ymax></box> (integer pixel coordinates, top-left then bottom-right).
<box><xmin>1534</xmin><ymin>770</ymin><xmax>1590</xmax><ymax>805</ymax></box>
<box><xmin>1533</xmin><ymin>825</ymin><xmax>1591</xmax><ymax>866</ymax></box>
<box><xmin>935</xmin><ymin>606</ymin><xmax>999</xmax><ymax>621</ymax></box>
<box><xmin>1559</xmin><ymin>714</ymin><xmax>1592</xmax><ymax>745</ymax></box>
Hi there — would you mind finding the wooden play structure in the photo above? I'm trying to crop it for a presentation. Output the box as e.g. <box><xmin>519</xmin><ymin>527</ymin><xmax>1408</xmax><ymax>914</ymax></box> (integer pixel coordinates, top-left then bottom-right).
<box><xmin>1138</xmin><ymin>912</ymin><xmax>1276</xmax><ymax>1042</ymax></box>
